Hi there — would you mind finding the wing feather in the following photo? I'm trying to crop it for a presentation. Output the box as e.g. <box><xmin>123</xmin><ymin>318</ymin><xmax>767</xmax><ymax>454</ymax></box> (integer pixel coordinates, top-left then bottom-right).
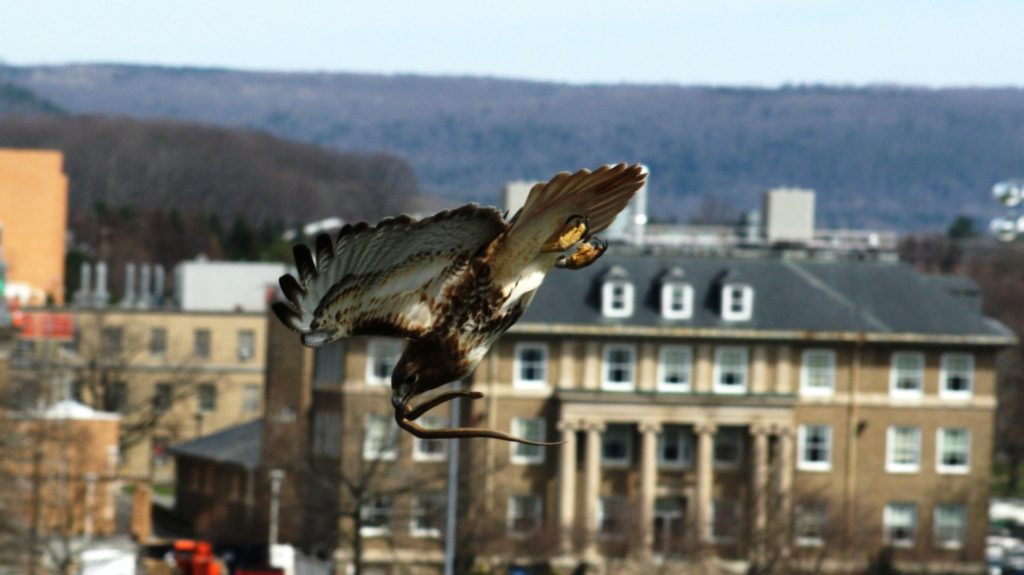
<box><xmin>274</xmin><ymin>204</ymin><xmax>508</xmax><ymax>345</ymax></box>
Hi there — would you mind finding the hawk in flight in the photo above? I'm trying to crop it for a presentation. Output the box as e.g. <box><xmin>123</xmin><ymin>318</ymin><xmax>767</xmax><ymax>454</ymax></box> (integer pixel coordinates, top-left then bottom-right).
<box><xmin>274</xmin><ymin>164</ymin><xmax>647</xmax><ymax>444</ymax></box>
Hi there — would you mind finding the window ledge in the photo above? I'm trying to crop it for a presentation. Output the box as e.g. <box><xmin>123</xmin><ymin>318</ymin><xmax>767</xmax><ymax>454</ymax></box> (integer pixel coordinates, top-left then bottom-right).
<box><xmin>936</xmin><ymin>466</ymin><xmax>970</xmax><ymax>475</ymax></box>
<box><xmin>797</xmin><ymin>463</ymin><xmax>832</xmax><ymax>473</ymax></box>
<box><xmin>885</xmin><ymin>465</ymin><xmax>920</xmax><ymax>474</ymax></box>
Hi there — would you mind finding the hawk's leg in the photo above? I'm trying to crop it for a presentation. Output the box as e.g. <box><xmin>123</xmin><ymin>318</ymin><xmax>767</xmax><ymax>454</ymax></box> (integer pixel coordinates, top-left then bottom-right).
<box><xmin>541</xmin><ymin>215</ymin><xmax>590</xmax><ymax>253</ymax></box>
<box><xmin>403</xmin><ymin>390</ymin><xmax>484</xmax><ymax>421</ymax></box>
<box><xmin>556</xmin><ymin>237</ymin><xmax>608</xmax><ymax>270</ymax></box>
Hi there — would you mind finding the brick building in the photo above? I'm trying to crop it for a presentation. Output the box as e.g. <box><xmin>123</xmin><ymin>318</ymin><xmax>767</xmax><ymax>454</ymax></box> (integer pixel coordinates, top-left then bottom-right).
<box><xmin>0</xmin><ymin>148</ymin><xmax>68</xmax><ymax>305</ymax></box>
<box><xmin>176</xmin><ymin>247</ymin><xmax>1013</xmax><ymax>574</ymax></box>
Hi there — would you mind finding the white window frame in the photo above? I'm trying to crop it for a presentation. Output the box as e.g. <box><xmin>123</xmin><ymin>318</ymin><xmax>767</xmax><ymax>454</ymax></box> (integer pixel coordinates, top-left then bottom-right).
<box><xmin>711</xmin><ymin>499</ymin><xmax>740</xmax><ymax>542</ymax></box>
<box><xmin>890</xmin><ymin>352</ymin><xmax>925</xmax><ymax>398</ymax></box>
<box><xmin>359</xmin><ymin>496</ymin><xmax>394</xmax><ymax>537</ymax></box>
<box><xmin>602</xmin><ymin>280</ymin><xmax>634</xmax><ymax>318</ymax></box>
<box><xmin>602</xmin><ymin>344</ymin><xmax>637</xmax><ymax>391</ymax></box>
<box><xmin>601</xmin><ymin>424</ymin><xmax>634</xmax><ymax>468</ymax></box>
<box><xmin>713</xmin><ymin>428</ymin><xmax>744</xmax><ymax>470</ymax></box>
<box><xmin>657</xmin><ymin>346</ymin><xmax>693</xmax><ymax>392</ymax></box>
<box><xmin>939</xmin><ymin>353</ymin><xmax>974</xmax><ymax>399</ymax></box>
<box><xmin>363</xmin><ymin>414</ymin><xmax>398</xmax><ymax>461</ymax></box>
<box><xmin>713</xmin><ymin>346</ymin><xmax>748</xmax><ymax>394</ymax></box>
<box><xmin>933</xmin><ymin>504</ymin><xmax>966</xmax><ymax>549</ymax></box>
<box><xmin>721</xmin><ymin>283</ymin><xmax>753</xmax><ymax>321</ymax></box>
<box><xmin>885</xmin><ymin>426</ymin><xmax>921</xmax><ymax>473</ymax></box>
<box><xmin>800</xmin><ymin>349</ymin><xmax>836</xmax><ymax>397</ymax></box>
<box><xmin>661</xmin><ymin>282</ymin><xmax>694</xmax><ymax>319</ymax></box>
<box><xmin>883</xmin><ymin>503</ymin><xmax>917</xmax><ymax>548</ymax></box>
<box><xmin>936</xmin><ymin>428</ymin><xmax>971</xmax><ymax>474</ymax></box>
<box><xmin>513</xmin><ymin>342</ymin><xmax>549</xmax><ymax>389</ymax></box>
<box><xmin>507</xmin><ymin>495</ymin><xmax>543</xmax><ymax>536</ymax></box>
<box><xmin>657</xmin><ymin>426</ymin><xmax>693</xmax><ymax>470</ymax></box>
<box><xmin>510</xmin><ymin>418</ymin><xmax>546</xmax><ymax>464</ymax></box>
<box><xmin>410</xmin><ymin>493</ymin><xmax>445</xmax><ymax>538</ymax></box>
<box><xmin>797</xmin><ymin>424</ymin><xmax>833</xmax><ymax>472</ymax></box>
<box><xmin>412</xmin><ymin>416</ymin><xmax>448</xmax><ymax>462</ymax></box>
<box><xmin>365</xmin><ymin>338</ymin><xmax>403</xmax><ymax>386</ymax></box>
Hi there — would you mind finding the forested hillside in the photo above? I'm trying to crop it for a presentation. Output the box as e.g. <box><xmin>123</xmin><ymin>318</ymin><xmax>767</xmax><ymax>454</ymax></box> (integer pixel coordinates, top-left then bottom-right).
<box><xmin>3</xmin><ymin>64</ymin><xmax>1023</xmax><ymax>230</ymax></box>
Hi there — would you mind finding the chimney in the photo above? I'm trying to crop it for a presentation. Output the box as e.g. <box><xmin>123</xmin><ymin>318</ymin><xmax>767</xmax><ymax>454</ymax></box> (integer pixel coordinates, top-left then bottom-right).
<box><xmin>153</xmin><ymin>265</ymin><xmax>165</xmax><ymax>307</ymax></box>
<box><xmin>137</xmin><ymin>264</ymin><xmax>152</xmax><ymax>309</ymax></box>
<box><xmin>94</xmin><ymin>261</ymin><xmax>109</xmax><ymax>307</ymax></box>
<box><xmin>75</xmin><ymin>262</ymin><xmax>93</xmax><ymax>307</ymax></box>
<box><xmin>121</xmin><ymin>262</ymin><xmax>136</xmax><ymax>308</ymax></box>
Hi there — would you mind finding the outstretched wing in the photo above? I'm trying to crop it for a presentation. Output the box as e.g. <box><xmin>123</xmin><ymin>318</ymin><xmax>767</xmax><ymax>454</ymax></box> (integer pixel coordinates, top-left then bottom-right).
<box><xmin>273</xmin><ymin>204</ymin><xmax>508</xmax><ymax>346</ymax></box>
<box><xmin>485</xmin><ymin>163</ymin><xmax>647</xmax><ymax>286</ymax></box>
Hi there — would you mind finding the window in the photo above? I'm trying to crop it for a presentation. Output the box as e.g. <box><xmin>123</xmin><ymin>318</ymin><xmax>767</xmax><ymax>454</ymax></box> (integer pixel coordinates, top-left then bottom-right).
<box><xmin>661</xmin><ymin>283</ymin><xmax>693</xmax><ymax>319</ymax></box>
<box><xmin>713</xmin><ymin>347</ymin><xmax>748</xmax><ymax>394</ymax></box>
<box><xmin>890</xmin><ymin>352</ymin><xmax>924</xmax><ymax>397</ymax></box>
<box><xmin>933</xmin><ymin>504</ymin><xmax>966</xmax><ymax>549</ymax></box>
<box><xmin>936</xmin><ymin>428</ymin><xmax>970</xmax><ymax>474</ymax></box>
<box><xmin>366</xmin><ymin>339</ymin><xmax>403</xmax><ymax>385</ymax></box>
<box><xmin>602</xmin><ymin>280</ymin><xmax>634</xmax><ymax>318</ymax></box>
<box><xmin>149</xmin><ymin>328</ymin><xmax>167</xmax><ymax>358</ymax></box>
<box><xmin>713</xmin><ymin>428</ymin><xmax>743</xmax><ymax>469</ymax></box>
<box><xmin>237</xmin><ymin>329</ymin><xmax>256</xmax><ymax>360</ymax></box>
<box><xmin>243</xmin><ymin>384</ymin><xmax>260</xmax><ymax>413</ymax></box>
<box><xmin>657</xmin><ymin>346</ymin><xmax>692</xmax><ymax>392</ymax></box>
<box><xmin>360</xmin><ymin>497</ymin><xmax>393</xmax><ymax>537</ymax></box>
<box><xmin>602</xmin><ymin>424</ymin><xmax>633</xmax><ymax>467</ymax></box>
<box><xmin>513</xmin><ymin>343</ymin><xmax>548</xmax><ymax>388</ymax></box>
<box><xmin>193</xmin><ymin>329</ymin><xmax>211</xmax><ymax>359</ymax></box>
<box><xmin>151</xmin><ymin>436</ymin><xmax>170</xmax><ymax>467</ymax></box>
<box><xmin>101</xmin><ymin>327</ymin><xmax>124</xmax><ymax>355</ymax></box>
<box><xmin>653</xmin><ymin>497</ymin><xmax>687</xmax><ymax>555</ymax></box>
<box><xmin>798</xmin><ymin>425</ymin><xmax>832</xmax><ymax>471</ymax></box>
<box><xmin>940</xmin><ymin>353</ymin><xmax>974</xmax><ymax>399</ymax></box>
<box><xmin>883</xmin><ymin>503</ymin><xmax>917</xmax><ymax>547</ymax></box>
<box><xmin>795</xmin><ymin>503</ymin><xmax>828</xmax><ymax>546</ymax></box>
<box><xmin>413</xmin><ymin>416</ymin><xmax>448</xmax><ymax>462</ymax></box>
<box><xmin>311</xmin><ymin>411</ymin><xmax>341</xmax><ymax>457</ymax></box>
<box><xmin>721</xmin><ymin>284</ymin><xmax>753</xmax><ymax>321</ymax></box>
<box><xmin>411</xmin><ymin>493</ymin><xmax>445</xmax><ymax>538</ymax></box>
<box><xmin>102</xmin><ymin>381</ymin><xmax>127</xmax><ymax>413</ymax></box>
<box><xmin>197</xmin><ymin>383</ymin><xmax>217</xmax><ymax>412</ymax></box>
<box><xmin>712</xmin><ymin>499</ymin><xmax>740</xmax><ymax>541</ymax></box>
<box><xmin>153</xmin><ymin>383</ymin><xmax>173</xmax><ymax>413</ymax></box>
<box><xmin>598</xmin><ymin>496</ymin><xmax>629</xmax><ymax>537</ymax></box>
<box><xmin>602</xmin><ymin>344</ymin><xmax>636</xmax><ymax>391</ymax></box>
<box><xmin>801</xmin><ymin>350</ymin><xmax>836</xmax><ymax>396</ymax></box>
<box><xmin>507</xmin><ymin>495</ymin><xmax>542</xmax><ymax>535</ymax></box>
<box><xmin>886</xmin><ymin>426</ymin><xmax>921</xmax><ymax>473</ymax></box>
<box><xmin>363</xmin><ymin>414</ymin><xmax>398</xmax><ymax>460</ymax></box>
<box><xmin>511</xmin><ymin>418</ymin><xmax>546</xmax><ymax>464</ymax></box>
<box><xmin>657</xmin><ymin>425</ymin><xmax>693</xmax><ymax>469</ymax></box>
<box><xmin>312</xmin><ymin>340</ymin><xmax>346</xmax><ymax>388</ymax></box>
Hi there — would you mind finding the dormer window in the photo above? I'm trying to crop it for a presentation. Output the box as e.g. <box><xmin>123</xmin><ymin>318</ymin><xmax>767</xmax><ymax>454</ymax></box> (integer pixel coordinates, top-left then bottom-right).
<box><xmin>602</xmin><ymin>280</ymin><xmax>634</xmax><ymax>318</ymax></box>
<box><xmin>721</xmin><ymin>283</ymin><xmax>753</xmax><ymax>321</ymax></box>
<box><xmin>661</xmin><ymin>283</ymin><xmax>693</xmax><ymax>319</ymax></box>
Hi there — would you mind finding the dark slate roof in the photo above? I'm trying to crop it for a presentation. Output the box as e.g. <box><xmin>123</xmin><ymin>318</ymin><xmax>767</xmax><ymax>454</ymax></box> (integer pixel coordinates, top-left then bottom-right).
<box><xmin>169</xmin><ymin>419</ymin><xmax>261</xmax><ymax>470</ymax></box>
<box><xmin>520</xmin><ymin>252</ymin><xmax>1013</xmax><ymax>340</ymax></box>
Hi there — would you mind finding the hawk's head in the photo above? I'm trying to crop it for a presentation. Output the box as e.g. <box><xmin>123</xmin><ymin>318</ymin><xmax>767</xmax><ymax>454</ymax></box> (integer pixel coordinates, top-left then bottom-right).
<box><xmin>389</xmin><ymin>338</ymin><xmax>466</xmax><ymax>410</ymax></box>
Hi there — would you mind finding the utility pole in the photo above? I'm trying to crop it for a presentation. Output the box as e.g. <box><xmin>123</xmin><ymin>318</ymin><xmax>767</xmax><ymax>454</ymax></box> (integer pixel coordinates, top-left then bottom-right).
<box><xmin>443</xmin><ymin>383</ymin><xmax>461</xmax><ymax>575</ymax></box>
<box><xmin>268</xmin><ymin>469</ymin><xmax>285</xmax><ymax>547</ymax></box>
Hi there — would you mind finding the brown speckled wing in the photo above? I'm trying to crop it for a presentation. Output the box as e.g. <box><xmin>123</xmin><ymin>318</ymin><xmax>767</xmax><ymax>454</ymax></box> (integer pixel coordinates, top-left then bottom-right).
<box><xmin>273</xmin><ymin>204</ymin><xmax>508</xmax><ymax>344</ymax></box>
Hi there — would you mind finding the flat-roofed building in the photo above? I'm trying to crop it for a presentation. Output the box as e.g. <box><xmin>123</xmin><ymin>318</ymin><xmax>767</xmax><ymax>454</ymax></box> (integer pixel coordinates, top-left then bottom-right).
<box><xmin>0</xmin><ymin>148</ymin><xmax>69</xmax><ymax>305</ymax></box>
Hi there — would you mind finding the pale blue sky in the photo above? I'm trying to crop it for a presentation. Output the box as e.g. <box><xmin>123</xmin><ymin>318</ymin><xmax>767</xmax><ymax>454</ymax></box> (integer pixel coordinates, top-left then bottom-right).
<box><xmin>1</xmin><ymin>0</ymin><xmax>1021</xmax><ymax>86</ymax></box>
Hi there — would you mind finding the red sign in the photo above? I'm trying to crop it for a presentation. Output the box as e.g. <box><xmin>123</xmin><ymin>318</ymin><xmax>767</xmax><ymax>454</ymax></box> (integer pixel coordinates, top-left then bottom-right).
<box><xmin>19</xmin><ymin>311</ymin><xmax>75</xmax><ymax>340</ymax></box>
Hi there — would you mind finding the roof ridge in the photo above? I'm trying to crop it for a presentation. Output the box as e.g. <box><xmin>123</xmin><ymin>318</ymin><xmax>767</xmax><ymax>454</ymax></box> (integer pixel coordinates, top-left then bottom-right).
<box><xmin>782</xmin><ymin>260</ymin><xmax>891</xmax><ymax>332</ymax></box>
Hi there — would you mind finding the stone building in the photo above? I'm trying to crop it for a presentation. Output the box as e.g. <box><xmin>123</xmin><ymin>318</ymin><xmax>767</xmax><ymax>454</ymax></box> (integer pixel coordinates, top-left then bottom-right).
<box><xmin>179</xmin><ymin>246</ymin><xmax>1012</xmax><ymax>574</ymax></box>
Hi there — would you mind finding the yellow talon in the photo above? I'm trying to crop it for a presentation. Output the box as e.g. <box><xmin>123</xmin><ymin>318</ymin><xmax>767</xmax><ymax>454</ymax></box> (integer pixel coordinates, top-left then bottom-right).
<box><xmin>541</xmin><ymin>215</ymin><xmax>589</xmax><ymax>252</ymax></box>
<box><xmin>556</xmin><ymin>238</ymin><xmax>608</xmax><ymax>270</ymax></box>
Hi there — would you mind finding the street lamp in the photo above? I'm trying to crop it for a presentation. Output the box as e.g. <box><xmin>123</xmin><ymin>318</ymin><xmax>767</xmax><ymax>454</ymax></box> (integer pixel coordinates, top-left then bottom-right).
<box><xmin>268</xmin><ymin>469</ymin><xmax>285</xmax><ymax>546</ymax></box>
<box><xmin>990</xmin><ymin>179</ymin><xmax>1024</xmax><ymax>241</ymax></box>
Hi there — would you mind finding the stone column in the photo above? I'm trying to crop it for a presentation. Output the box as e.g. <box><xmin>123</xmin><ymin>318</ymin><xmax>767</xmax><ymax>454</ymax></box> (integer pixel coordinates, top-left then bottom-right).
<box><xmin>583</xmin><ymin>421</ymin><xmax>606</xmax><ymax>557</ymax></box>
<box><xmin>639</xmin><ymin>422</ymin><xmax>662</xmax><ymax>559</ymax></box>
<box><xmin>777</xmin><ymin>425</ymin><xmax>795</xmax><ymax>556</ymax></box>
<box><xmin>558</xmin><ymin>420</ymin><xmax>580</xmax><ymax>553</ymax></box>
<box><xmin>751</xmin><ymin>425</ymin><xmax>770</xmax><ymax>561</ymax></box>
<box><xmin>694</xmin><ymin>422</ymin><xmax>717</xmax><ymax>544</ymax></box>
